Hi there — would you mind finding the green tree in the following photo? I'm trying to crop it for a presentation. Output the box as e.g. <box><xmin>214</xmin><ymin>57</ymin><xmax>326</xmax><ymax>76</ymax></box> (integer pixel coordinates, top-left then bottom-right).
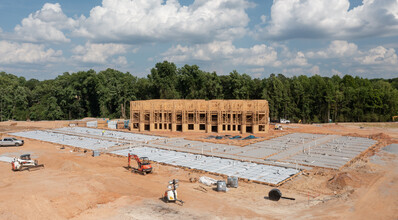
<box><xmin>97</xmin><ymin>69</ymin><xmax>138</xmax><ymax>118</ymax></box>
<box><xmin>148</xmin><ymin>61</ymin><xmax>180</xmax><ymax>99</ymax></box>
<box><xmin>0</xmin><ymin>72</ymin><xmax>29</xmax><ymax>121</ymax></box>
<box><xmin>262</xmin><ymin>74</ymin><xmax>287</xmax><ymax>120</ymax></box>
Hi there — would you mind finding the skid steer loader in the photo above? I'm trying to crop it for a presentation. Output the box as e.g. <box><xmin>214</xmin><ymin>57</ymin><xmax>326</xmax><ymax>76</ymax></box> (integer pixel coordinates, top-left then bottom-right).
<box><xmin>11</xmin><ymin>154</ymin><xmax>44</xmax><ymax>171</ymax></box>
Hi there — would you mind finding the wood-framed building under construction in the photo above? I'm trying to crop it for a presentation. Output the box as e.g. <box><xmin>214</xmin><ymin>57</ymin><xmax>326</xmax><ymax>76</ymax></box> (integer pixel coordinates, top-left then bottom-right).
<box><xmin>130</xmin><ymin>99</ymin><xmax>269</xmax><ymax>134</ymax></box>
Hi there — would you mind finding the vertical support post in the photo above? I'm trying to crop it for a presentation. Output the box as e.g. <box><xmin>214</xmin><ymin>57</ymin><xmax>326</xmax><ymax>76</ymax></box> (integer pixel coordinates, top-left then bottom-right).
<box><xmin>171</xmin><ymin>102</ymin><xmax>176</xmax><ymax>132</ymax></box>
<box><xmin>206</xmin><ymin>102</ymin><xmax>211</xmax><ymax>133</ymax></box>
<box><xmin>149</xmin><ymin>103</ymin><xmax>154</xmax><ymax>131</ymax></box>
<box><xmin>241</xmin><ymin>110</ymin><xmax>246</xmax><ymax>134</ymax></box>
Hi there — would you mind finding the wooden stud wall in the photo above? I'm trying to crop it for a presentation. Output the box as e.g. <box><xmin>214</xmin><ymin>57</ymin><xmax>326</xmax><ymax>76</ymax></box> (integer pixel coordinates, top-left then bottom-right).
<box><xmin>130</xmin><ymin>99</ymin><xmax>269</xmax><ymax>134</ymax></box>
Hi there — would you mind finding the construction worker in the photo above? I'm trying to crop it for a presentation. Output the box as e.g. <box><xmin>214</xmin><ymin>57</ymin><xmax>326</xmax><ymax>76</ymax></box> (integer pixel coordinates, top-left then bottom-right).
<box><xmin>102</xmin><ymin>130</ymin><xmax>105</xmax><ymax>136</ymax></box>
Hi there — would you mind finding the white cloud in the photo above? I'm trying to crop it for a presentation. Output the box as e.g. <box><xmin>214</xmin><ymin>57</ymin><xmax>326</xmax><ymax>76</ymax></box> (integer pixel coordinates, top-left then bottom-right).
<box><xmin>72</xmin><ymin>42</ymin><xmax>129</xmax><ymax>64</ymax></box>
<box><xmin>270</xmin><ymin>43</ymin><xmax>309</xmax><ymax>67</ymax></box>
<box><xmin>234</xmin><ymin>44</ymin><xmax>280</xmax><ymax>66</ymax></box>
<box><xmin>355</xmin><ymin>46</ymin><xmax>398</xmax><ymax>65</ymax></box>
<box><xmin>247</xmin><ymin>68</ymin><xmax>264</xmax><ymax>78</ymax></box>
<box><xmin>257</xmin><ymin>0</ymin><xmax>398</xmax><ymax>40</ymax></box>
<box><xmin>0</xmin><ymin>40</ymin><xmax>62</xmax><ymax>64</ymax></box>
<box><xmin>284</xmin><ymin>51</ymin><xmax>308</xmax><ymax>66</ymax></box>
<box><xmin>74</xmin><ymin>0</ymin><xmax>252</xmax><ymax>44</ymax></box>
<box><xmin>308</xmin><ymin>41</ymin><xmax>398</xmax><ymax>66</ymax></box>
<box><xmin>249</xmin><ymin>67</ymin><xmax>265</xmax><ymax>73</ymax></box>
<box><xmin>10</xmin><ymin>3</ymin><xmax>77</xmax><ymax>43</ymax></box>
<box><xmin>282</xmin><ymin>65</ymin><xmax>320</xmax><ymax>76</ymax></box>
<box><xmin>162</xmin><ymin>40</ymin><xmax>316</xmax><ymax>72</ymax></box>
<box><xmin>331</xmin><ymin>69</ymin><xmax>342</xmax><ymax>76</ymax></box>
<box><xmin>307</xmin><ymin>40</ymin><xmax>358</xmax><ymax>58</ymax></box>
<box><xmin>162</xmin><ymin>41</ymin><xmax>280</xmax><ymax>67</ymax></box>
<box><xmin>260</xmin><ymin>15</ymin><xmax>267</xmax><ymax>23</ymax></box>
<box><xmin>112</xmin><ymin>56</ymin><xmax>128</xmax><ymax>65</ymax></box>
<box><xmin>309</xmin><ymin>66</ymin><xmax>320</xmax><ymax>75</ymax></box>
<box><xmin>280</xmin><ymin>67</ymin><xmax>303</xmax><ymax>76</ymax></box>
<box><xmin>131</xmin><ymin>47</ymin><xmax>140</xmax><ymax>54</ymax></box>
<box><xmin>302</xmin><ymin>41</ymin><xmax>398</xmax><ymax>77</ymax></box>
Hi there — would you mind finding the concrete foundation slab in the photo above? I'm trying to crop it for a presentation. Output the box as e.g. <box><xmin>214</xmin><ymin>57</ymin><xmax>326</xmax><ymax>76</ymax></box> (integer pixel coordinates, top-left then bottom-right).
<box><xmin>55</xmin><ymin>127</ymin><xmax>164</xmax><ymax>143</ymax></box>
<box><xmin>151</xmin><ymin>138</ymin><xmax>241</xmax><ymax>154</ymax></box>
<box><xmin>9</xmin><ymin>129</ymin><xmax>377</xmax><ymax>182</ymax></box>
<box><xmin>284</xmin><ymin>136</ymin><xmax>377</xmax><ymax>169</ymax></box>
<box><xmin>111</xmin><ymin>147</ymin><xmax>300</xmax><ymax>185</ymax></box>
<box><xmin>383</xmin><ymin>144</ymin><xmax>398</xmax><ymax>154</ymax></box>
<box><xmin>11</xmin><ymin>130</ymin><xmax>119</xmax><ymax>151</ymax></box>
<box><xmin>0</xmin><ymin>156</ymin><xmax>13</xmax><ymax>163</ymax></box>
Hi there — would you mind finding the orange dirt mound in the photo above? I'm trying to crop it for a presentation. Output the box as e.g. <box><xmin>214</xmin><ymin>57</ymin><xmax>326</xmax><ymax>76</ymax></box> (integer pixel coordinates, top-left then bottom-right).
<box><xmin>59</xmin><ymin>161</ymin><xmax>83</xmax><ymax>171</ymax></box>
<box><xmin>368</xmin><ymin>133</ymin><xmax>391</xmax><ymax>141</ymax></box>
<box><xmin>327</xmin><ymin>172</ymin><xmax>360</xmax><ymax>191</ymax></box>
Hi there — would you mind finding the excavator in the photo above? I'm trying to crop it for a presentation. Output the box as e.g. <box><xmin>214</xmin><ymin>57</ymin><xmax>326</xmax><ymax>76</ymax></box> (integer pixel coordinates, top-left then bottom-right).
<box><xmin>11</xmin><ymin>154</ymin><xmax>44</xmax><ymax>171</ymax></box>
<box><xmin>127</xmin><ymin>153</ymin><xmax>152</xmax><ymax>175</ymax></box>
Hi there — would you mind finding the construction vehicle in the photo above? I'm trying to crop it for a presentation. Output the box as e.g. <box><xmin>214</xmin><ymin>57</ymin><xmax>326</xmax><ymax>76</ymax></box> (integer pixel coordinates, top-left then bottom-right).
<box><xmin>127</xmin><ymin>153</ymin><xmax>152</xmax><ymax>175</ymax></box>
<box><xmin>11</xmin><ymin>154</ymin><xmax>44</xmax><ymax>171</ymax></box>
<box><xmin>163</xmin><ymin>179</ymin><xmax>184</xmax><ymax>205</ymax></box>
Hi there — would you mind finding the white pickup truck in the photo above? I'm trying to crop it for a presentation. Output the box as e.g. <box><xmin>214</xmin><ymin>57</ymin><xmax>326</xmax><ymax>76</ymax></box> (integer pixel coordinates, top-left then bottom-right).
<box><xmin>280</xmin><ymin>119</ymin><xmax>291</xmax><ymax>124</ymax></box>
<box><xmin>0</xmin><ymin>137</ymin><xmax>24</xmax><ymax>146</ymax></box>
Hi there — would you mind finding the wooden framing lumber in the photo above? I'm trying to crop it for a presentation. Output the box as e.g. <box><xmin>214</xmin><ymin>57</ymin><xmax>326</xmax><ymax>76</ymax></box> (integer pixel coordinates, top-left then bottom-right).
<box><xmin>130</xmin><ymin>99</ymin><xmax>269</xmax><ymax>134</ymax></box>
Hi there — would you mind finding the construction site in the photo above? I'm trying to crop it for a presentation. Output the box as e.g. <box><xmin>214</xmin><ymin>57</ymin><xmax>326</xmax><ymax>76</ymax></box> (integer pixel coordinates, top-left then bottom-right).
<box><xmin>0</xmin><ymin>104</ymin><xmax>397</xmax><ymax>219</ymax></box>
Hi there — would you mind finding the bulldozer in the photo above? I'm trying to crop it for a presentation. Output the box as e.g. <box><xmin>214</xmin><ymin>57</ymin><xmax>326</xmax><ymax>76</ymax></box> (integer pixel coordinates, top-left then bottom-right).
<box><xmin>11</xmin><ymin>154</ymin><xmax>44</xmax><ymax>171</ymax></box>
<box><xmin>127</xmin><ymin>153</ymin><xmax>152</xmax><ymax>175</ymax></box>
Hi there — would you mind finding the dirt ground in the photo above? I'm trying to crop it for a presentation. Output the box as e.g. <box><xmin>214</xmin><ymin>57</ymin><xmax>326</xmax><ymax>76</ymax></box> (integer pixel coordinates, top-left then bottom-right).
<box><xmin>0</xmin><ymin>121</ymin><xmax>397</xmax><ymax>219</ymax></box>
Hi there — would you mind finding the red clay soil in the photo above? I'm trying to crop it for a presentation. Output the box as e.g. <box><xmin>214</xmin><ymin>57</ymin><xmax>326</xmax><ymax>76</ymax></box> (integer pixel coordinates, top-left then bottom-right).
<box><xmin>327</xmin><ymin>172</ymin><xmax>362</xmax><ymax>191</ymax></box>
<box><xmin>0</xmin><ymin>121</ymin><xmax>397</xmax><ymax>219</ymax></box>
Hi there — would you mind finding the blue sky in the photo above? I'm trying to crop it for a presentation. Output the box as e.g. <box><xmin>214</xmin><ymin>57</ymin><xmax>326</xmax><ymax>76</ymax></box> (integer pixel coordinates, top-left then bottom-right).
<box><xmin>0</xmin><ymin>0</ymin><xmax>397</xmax><ymax>80</ymax></box>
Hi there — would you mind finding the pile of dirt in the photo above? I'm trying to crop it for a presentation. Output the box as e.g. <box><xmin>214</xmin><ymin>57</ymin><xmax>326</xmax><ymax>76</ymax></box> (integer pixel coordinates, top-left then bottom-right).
<box><xmin>60</xmin><ymin>161</ymin><xmax>83</xmax><ymax>171</ymax></box>
<box><xmin>327</xmin><ymin>172</ymin><xmax>360</xmax><ymax>191</ymax></box>
<box><xmin>349</xmin><ymin>159</ymin><xmax>375</xmax><ymax>173</ymax></box>
<box><xmin>369</xmin><ymin>133</ymin><xmax>392</xmax><ymax>141</ymax></box>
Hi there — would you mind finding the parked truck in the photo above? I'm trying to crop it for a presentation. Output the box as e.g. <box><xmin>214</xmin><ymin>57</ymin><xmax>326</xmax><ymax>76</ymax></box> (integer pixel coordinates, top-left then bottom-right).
<box><xmin>0</xmin><ymin>137</ymin><xmax>24</xmax><ymax>146</ymax></box>
<box><xmin>280</xmin><ymin>119</ymin><xmax>290</xmax><ymax>124</ymax></box>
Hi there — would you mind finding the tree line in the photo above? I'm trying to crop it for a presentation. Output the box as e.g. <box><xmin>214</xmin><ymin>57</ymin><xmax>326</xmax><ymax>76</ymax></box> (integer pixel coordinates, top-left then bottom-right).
<box><xmin>1</xmin><ymin>61</ymin><xmax>398</xmax><ymax>123</ymax></box>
